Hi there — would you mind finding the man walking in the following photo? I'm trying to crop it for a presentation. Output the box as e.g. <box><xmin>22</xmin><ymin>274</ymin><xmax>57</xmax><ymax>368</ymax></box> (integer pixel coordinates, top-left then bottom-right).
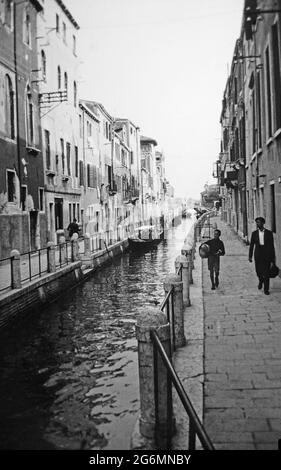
<box><xmin>67</xmin><ymin>218</ymin><xmax>79</xmax><ymax>240</ymax></box>
<box><xmin>205</xmin><ymin>229</ymin><xmax>225</xmax><ymax>290</ymax></box>
<box><xmin>249</xmin><ymin>217</ymin><xmax>276</xmax><ymax>295</ymax></box>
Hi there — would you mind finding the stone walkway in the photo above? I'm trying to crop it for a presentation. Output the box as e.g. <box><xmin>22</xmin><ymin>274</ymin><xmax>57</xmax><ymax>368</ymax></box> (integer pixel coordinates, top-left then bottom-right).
<box><xmin>203</xmin><ymin>218</ymin><xmax>281</xmax><ymax>450</ymax></box>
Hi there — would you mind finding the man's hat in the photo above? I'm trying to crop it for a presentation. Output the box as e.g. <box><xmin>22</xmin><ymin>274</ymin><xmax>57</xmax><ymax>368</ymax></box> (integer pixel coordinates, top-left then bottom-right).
<box><xmin>255</xmin><ymin>217</ymin><xmax>265</xmax><ymax>224</ymax></box>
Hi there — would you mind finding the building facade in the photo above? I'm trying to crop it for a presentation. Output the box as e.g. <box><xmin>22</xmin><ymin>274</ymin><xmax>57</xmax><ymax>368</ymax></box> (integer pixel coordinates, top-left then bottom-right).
<box><xmin>37</xmin><ymin>0</ymin><xmax>80</xmax><ymax>243</ymax></box>
<box><xmin>0</xmin><ymin>0</ymin><xmax>46</xmax><ymax>258</ymax></box>
<box><xmin>216</xmin><ymin>0</ymin><xmax>281</xmax><ymax>263</ymax></box>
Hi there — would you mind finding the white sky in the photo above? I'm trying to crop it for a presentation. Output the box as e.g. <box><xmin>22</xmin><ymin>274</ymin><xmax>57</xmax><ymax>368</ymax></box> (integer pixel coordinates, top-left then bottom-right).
<box><xmin>65</xmin><ymin>0</ymin><xmax>245</xmax><ymax>199</ymax></box>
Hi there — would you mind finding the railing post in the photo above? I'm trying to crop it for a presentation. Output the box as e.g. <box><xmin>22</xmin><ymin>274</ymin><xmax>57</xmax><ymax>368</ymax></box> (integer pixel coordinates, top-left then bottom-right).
<box><xmin>10</xmin><ymin>250</ymin><xmax>21</xmax><ymax>289</ymax></box>
<box><xmin>47</xmin><ymin>242</ymin><xmax>56</xmax><ymax>273</ymax></box>
<box><xmin>59</xmin><ymin>236</ymin><xmax>66</xmax><ymax>265</ymax></box>
<box><xmin>175</xmin><ymin>255</ymin><xmax>190</xmax><ymax>307</ymax></box>
<box><xmin>164</xmin><ymin>275</ymin><xmax>185</xmax><ymax>348</ymax></box>
<box><xmin>84</xmin><ymin>233</ymin><xmax>91</xmax><ymax>257</ymax></box>
<box><xmin>135</xmin><ymin>310</ymin><xmax>174</xmax><ymax>446</ymax></box>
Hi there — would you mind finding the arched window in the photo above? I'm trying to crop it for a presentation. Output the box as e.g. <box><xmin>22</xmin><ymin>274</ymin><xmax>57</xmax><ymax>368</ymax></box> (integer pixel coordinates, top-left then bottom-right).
<box><xmin>26</xmin><ymin>85</ymin><xmax>34</xmax><ymax>146</ymax></box>
<box><xmin>73</xmin><ymin>81</ymin><xmax>77</xmax><ymax>107</ymax></box>
<box><xmin>41</xmin><ymin>50</ymin><xmax>46</xmax><ymax>81</ymax></box>
<box><xmin>57</xmin><ymin>66</ymin><xmax>61</xmax><ymax>89</ymax></box>
<box><xmin>64</xmin><ymin>72</ymin><xmax>68</xmax><ymax>94</ymax></box>
<box><xmin>4</xmin><ymin>74</ymin><xmax>15</xmax><ymax>139</ymax></box>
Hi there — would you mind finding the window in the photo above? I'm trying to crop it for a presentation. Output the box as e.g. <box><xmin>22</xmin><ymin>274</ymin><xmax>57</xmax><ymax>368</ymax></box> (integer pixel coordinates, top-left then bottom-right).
<box><xmin>87</xmin><ymin>121</ymin><xmax>92</xmax><ymax>137</ymax></box>
<box><xmin>75</xmin><ymin>146</ymin><xmax>78</xmax><ymax>177</ymax></box>
<box><xmin>79</xmin><ymin>115</ymin><xmax>83</xmax><ymax>138</ymax></box>
<box><xmin>87</xmin><ymin>164</ymin><xmax>91</xmax><ymax>187</ymax></box>
<box><xmin>58</xmin><ymin>66</ymin><xmax>61</xmax><ymax>89</ymax></box>
<box><xmin>256</xmin><ymin>73</ymin><xmax>262</xmax><ymax>148</ymax></box>
<box><xmin>73</xmin><ymin>35</ymin><xmax>76</xmax><ymax>55</ymax></box>
<box><xmin>272</xmin><ymin>23</ymin><xmax>281</xmax><ymax>131</ymax></box>
<box><xmin>26</xmin><ymin>86</ymin><xmax>34</xmax><ymax>146</ymax></box>
<box><xmin>7</xmin><ymin>170</ymin><xmax>16</xmax><ymax>203</ymax></box>
<box><xmin>56</xmin><ymin>13</ymin><xmax>59</xmax><ymax>33</ymax></box>
<box><xmin>66</xmin><ymin>142</ymin><xmax>71</xmax><ymax>175</ymax></box>
<box><xmin>4</xmin><ymin>0</ymin><xmax>13</xmax><ymax>29</ymax></box>
<box><xmin>4</xmin><ymin>74</ymin><xmax>15</xmax><ymax>139</ymax></box>
<box><xmin>23</xmin><ymin>6</ymin><xmax>31</xmax><ymax>46</ymax></box>
<box><xmin>64</xmin><ymin>72</ymin><xmax>68</xmax><ymax>94</ymax></box>
<box><xmin>63</xmin><ymin>22</ymin><xmax>66</xmax><ymax>43</ymax></box>
<box><xmin>79</xmin><ymin>161</ymin><xmax>84</xmax><ymax>186</ymax></box>
<box><xmin>73</xmin><ymin>81</ymin><xmax>77</xmax><ymax>107</ymax></box>
<box><xmin>41</xmin><ymin>50</ymin><xmax>46</xmax><ymax>81</ymax></box>
<box><xmin>39</xmin><ymin>188</ymin><xmax>44</xmax><ymax>212</ymax></box>
<box><xmin>252</xmin><ymin>89</ymin><xmax>256</xmax><ymax>154</ymax></box>
<box><xmin>60</xmin><ymin>138</ymin><xmax>65</xmax><ymax>174</ymax></box>
<box><xmin>45</xmin><ymin>130</ymin><xmax>51</xmax><ymax>169</ymax></box>
<box><xmin>270</xmin><ymin>183</ymin><xmax>276</xmax><ymax>233</ymax></box>
<box><xmin>69</xmin><ymin>203</ymin><xmax>72</xmax><ymax>223</ymax></box>
<box><xmin>55</xmin><ymin>154</ymin><xmax>59</xmax><ymax>173</ymax></box>
<box><xmin>21</xmin><ymin>186</ymin><xmax>27</xmax><ymax>211</ymax></box>
<box><xmin>265</xmin><ymin>47</ymin><xmax>272</xmax><ymax>137</ymax></box>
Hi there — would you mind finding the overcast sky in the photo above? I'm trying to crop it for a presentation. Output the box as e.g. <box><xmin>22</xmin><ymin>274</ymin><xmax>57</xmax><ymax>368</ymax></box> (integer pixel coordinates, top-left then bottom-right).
<box><xmin>65</xmin><ymin>0</ymin><xmax>245</xmax><ymax>199</ymax></box>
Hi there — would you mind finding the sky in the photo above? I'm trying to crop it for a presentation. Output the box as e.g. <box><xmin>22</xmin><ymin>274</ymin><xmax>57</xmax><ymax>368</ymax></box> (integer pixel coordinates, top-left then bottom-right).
<box><xmin>65</xmin><ymin>0</ymin><xmax>245</xmax><ymax>199</ymax></box>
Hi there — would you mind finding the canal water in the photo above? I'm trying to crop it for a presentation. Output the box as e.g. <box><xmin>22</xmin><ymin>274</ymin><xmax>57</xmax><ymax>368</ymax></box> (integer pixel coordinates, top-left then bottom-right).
<box><xmin>0</xmin><ymin>217</ymin><xmax>194</xmax><ymax>450</ymax></box>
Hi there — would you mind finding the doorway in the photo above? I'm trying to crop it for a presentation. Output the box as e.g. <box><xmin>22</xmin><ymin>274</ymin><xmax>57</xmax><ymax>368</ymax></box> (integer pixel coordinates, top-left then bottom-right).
<box><xmin>55</xmin><ymin>198</ymin><xmax>63</xmax><ymax>230</ymax></box>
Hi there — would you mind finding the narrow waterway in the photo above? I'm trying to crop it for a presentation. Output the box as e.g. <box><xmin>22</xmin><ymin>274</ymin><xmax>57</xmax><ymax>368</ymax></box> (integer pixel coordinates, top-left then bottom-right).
<box><xmin>0</xmin><ymin>218</ymin><xmax>193</xmax><ymax>450</ymax></box>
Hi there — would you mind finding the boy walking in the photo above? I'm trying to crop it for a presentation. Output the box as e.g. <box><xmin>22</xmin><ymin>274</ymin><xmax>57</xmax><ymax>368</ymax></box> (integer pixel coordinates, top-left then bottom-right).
<box><xmin>205</xmin><ymin>229</ymin><xmax>225</xmax><ymax>290</ymax></box>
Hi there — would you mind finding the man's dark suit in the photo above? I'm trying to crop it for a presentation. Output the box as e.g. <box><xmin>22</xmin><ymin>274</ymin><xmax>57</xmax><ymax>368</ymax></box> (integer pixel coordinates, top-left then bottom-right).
<box><xmin>249</xmin><ymin>229</ymin><xmax>275</xmax><ymax>292</ymax></box>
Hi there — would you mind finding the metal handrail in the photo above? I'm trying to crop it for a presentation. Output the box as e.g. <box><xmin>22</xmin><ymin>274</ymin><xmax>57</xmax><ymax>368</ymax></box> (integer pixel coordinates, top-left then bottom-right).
<box><xmin>176</xmin><ymin>263</ymin><xmax>183</xmax><ymax>280</ymax></box>
<box><xmin>160</xmin><ymin>287</ymin><xmax>175</xmax><ymax>352</ymax></box>
<box><xmin>151</xmin><ymin>329</ymin><xmax>214</xmax><ymax>450</ymax></box>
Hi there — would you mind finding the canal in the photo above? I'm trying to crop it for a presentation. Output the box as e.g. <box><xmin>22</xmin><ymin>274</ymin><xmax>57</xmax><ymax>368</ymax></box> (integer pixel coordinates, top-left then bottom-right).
<box><xmin>0</xmin><ymin>218</ymin><xmax>193</xmax><ymax>450</ymax></box>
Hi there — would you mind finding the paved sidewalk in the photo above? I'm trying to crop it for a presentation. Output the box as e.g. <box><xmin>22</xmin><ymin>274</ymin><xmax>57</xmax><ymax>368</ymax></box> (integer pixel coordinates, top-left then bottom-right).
<box><xmin>203</xmin><ymin>218</ymin><xmax>281</xmax><ymax>450</ymax></box>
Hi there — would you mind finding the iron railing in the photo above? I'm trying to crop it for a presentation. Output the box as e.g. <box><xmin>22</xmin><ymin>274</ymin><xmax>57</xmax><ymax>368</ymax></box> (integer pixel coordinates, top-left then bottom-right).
<box><xmin>55</xmin><ymin>241</ymin><xmax>74</xmax><ymax>268</ymax></box>
<box><xmin>21</xmin><ymin>247</ymin><xmax>49</xmax><ymax>283</ymax></box>
<box><xmin>151</xmin><ymin>329</ymin><xmax>214</xmax><ymax>450</ymax></box>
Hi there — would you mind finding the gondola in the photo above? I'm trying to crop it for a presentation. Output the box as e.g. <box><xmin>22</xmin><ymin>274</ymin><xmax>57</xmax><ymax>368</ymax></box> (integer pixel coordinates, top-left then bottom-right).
<box><xmin>128</xmin><ymin>225</ymin><xmax>163</xmax><ymax>251</ymax></box>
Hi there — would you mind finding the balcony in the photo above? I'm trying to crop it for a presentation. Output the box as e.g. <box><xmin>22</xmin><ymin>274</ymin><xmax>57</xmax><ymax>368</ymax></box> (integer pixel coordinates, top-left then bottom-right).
<box><xmin>108</xmin><ymin>181</ymin><xmax>117</xmax><ymax>196</ymax></box>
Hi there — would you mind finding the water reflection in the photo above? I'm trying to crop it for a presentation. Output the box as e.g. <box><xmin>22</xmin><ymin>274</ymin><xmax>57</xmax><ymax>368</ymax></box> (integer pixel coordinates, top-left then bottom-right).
<box><xmin>0</xmin><ymin>218</ymin><xmax>193</xmax><ymax>450</ymax></box>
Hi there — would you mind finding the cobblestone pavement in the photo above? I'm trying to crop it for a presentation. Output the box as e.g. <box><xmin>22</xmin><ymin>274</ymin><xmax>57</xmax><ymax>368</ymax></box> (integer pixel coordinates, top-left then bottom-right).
<box><xmin>203</xmin><ymin>218</ymin><xmax>281</xmax><ymax>450</ymax></box>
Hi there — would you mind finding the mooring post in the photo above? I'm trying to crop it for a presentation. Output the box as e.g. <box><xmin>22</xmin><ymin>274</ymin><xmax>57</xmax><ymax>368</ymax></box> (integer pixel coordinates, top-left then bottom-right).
<box><xmin>182</xmin><ymin>246</ymin><xmax>194</xmax><ymax>285</ymax></box>
<box><xmin>135</xmin><ymin>310</ymin><xmax>174</xmax><ymax>445</ymax></box>
<box><xmin>10</xmin><ymin>250</ymin><xmax>21</xmax><ymax>289</ymax></box>
<box><xmin>47</xmin><ymin>242</ymin><xmax>56</xmax><ymax>273</ymax></box>
<box><xmin>83</xmin><ymin>233</ymin><xmax>91</xmax><ymax>257</ymax></box>
<box><xmin>59</xmin><ymin>236</ymin><xmax>66</xmax><ymax>265</ymax></box>
<box><xmin>175</xmin><ymin>255</ymin><xmax>190</xmax><ymax>307</ymax></box>
<box><xmin>71</xmin><ymin>234</ymin><xmax>80</xmax><ymax>261</ymax></box>
<box><xmin>164</xmin><ymin>275</ymin><xmax>186</xmax><ymax>348</ymax></box>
